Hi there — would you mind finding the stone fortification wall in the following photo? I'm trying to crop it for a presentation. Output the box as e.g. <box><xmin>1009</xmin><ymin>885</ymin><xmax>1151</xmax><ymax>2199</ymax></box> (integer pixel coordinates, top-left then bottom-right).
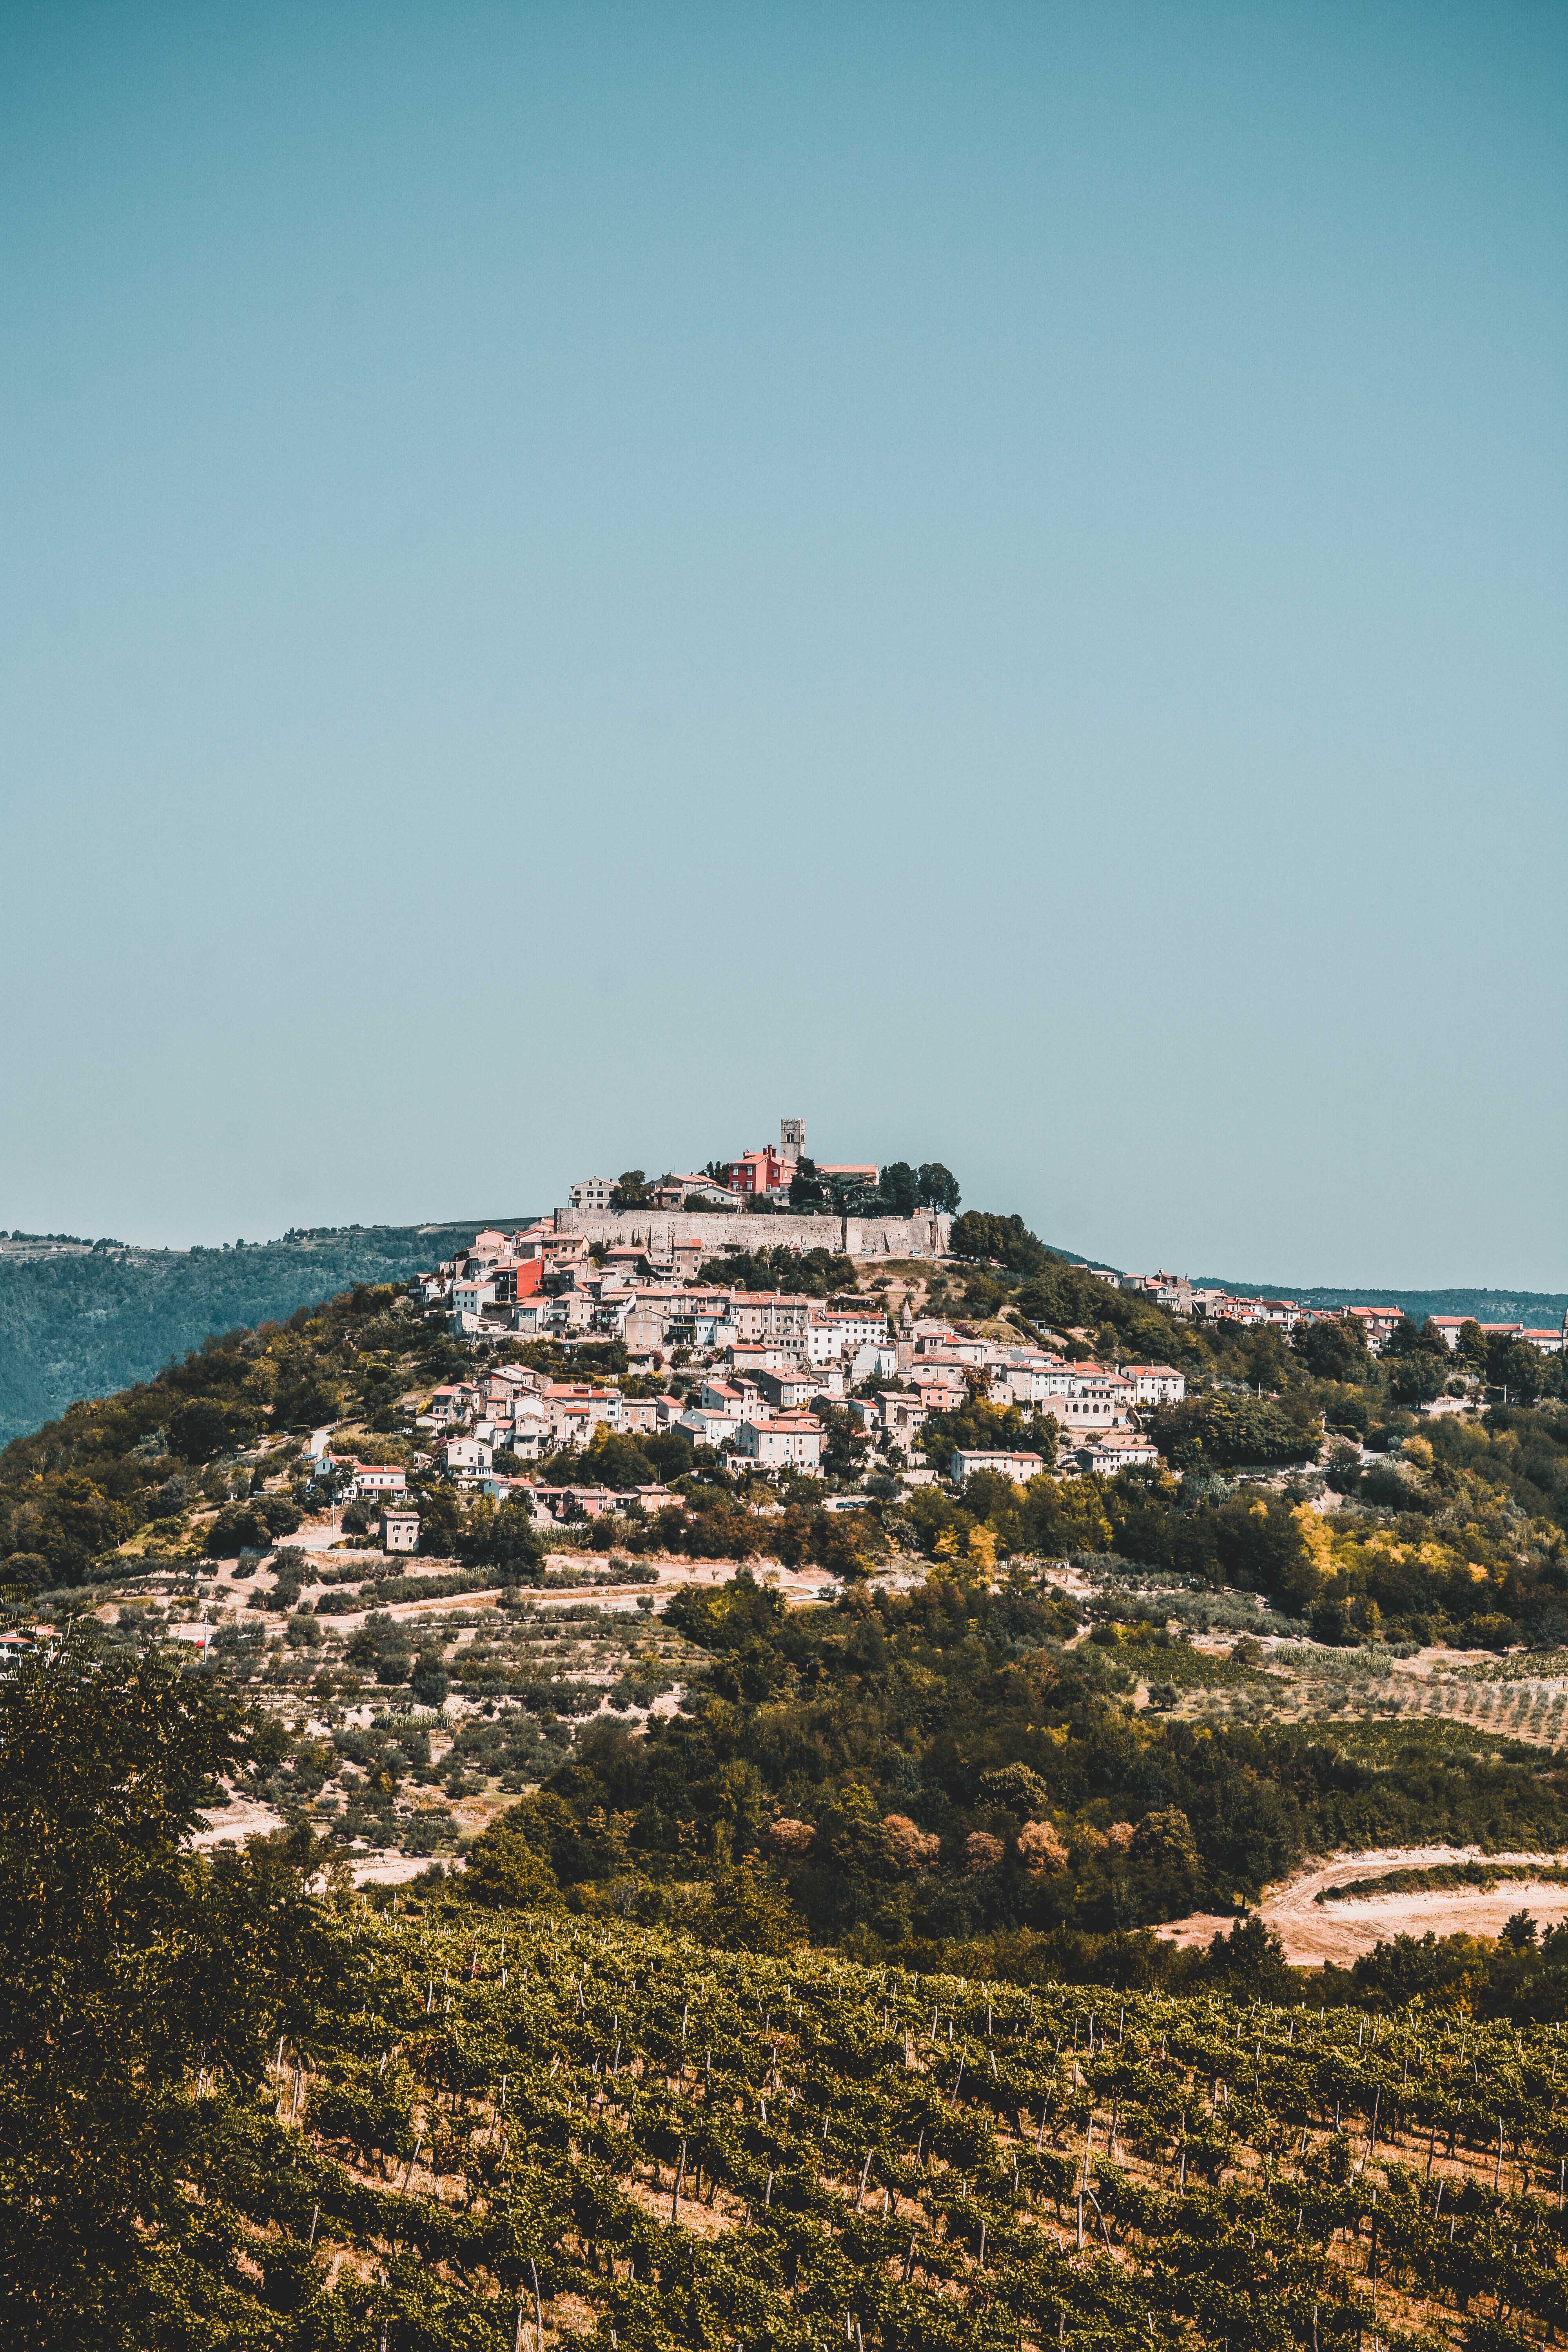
<box><xmin>552</xmin><ymin>1206</ymin><xmax>951</xmax><ymax>1259</ymax></box>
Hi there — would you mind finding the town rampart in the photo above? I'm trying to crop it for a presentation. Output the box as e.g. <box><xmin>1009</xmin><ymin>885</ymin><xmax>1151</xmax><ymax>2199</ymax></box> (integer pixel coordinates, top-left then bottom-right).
<box><xmin>552</xmin><ymin>1207</ymin><xmax>951</xmax><ymax>1259</ymax></box>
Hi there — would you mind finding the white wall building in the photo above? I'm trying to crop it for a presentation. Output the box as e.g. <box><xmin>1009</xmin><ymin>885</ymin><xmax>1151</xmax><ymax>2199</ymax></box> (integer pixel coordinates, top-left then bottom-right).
<box><xmin>736</xmin><ymin>1415</ymin><xmax>824</xmax><ymax>1470</ymax></box>
<box><xmin>1033</xmin><ymin>1368</ymin><xmax>1134</xmax><ymax>1432</ymax></box>
<box><xmin>952</xmin><ymin>1447</ymin><xmax>1045</xmax><ymax>1483</ymax></box>
<box><xmin>352</xmin><ymin>1463</ymin><xmax>408</xmax><ymax>1497</ymax></box>
<box><xmin>678</xmin><ymin>1407</ymin><xmax>742</xmax><ymax>1450</ymax></box>
<box><xmin>439</xmin><ymin>1436</ymin><xmax>492</xmax><ymax>1475</ymax></box>
<box><xmin>1074</xmin><ymin>1433</ymin><xmax>1160</xmax><ymax>1474</ymax></box>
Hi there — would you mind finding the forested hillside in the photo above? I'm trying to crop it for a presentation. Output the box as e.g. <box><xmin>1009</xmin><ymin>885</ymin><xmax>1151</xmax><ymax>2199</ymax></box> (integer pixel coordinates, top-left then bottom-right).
<box><xmin>5</xmin><ymin>1244</ymin><xmax>1567</xmax><ymax>1955</ymax></box>
<box><xmin>7</xmin><ymin>1238</ymin><xmax>1568</xmax><ymax>2344</ymax></box>
<box><xmin>0</xmin><ymin>1220</ymin><xmax>523</xmax><ymax>1444</ymax></box>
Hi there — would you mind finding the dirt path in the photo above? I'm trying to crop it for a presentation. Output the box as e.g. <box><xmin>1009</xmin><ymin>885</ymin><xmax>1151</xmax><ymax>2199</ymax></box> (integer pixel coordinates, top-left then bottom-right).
<box><xmin>289</xmin><ymin>1554</ymin><xmax>840</xmax><ymax>1632</ymax></box>
<box><xmin>1157</xmin><ymin>1842</ymin><xmax>1568</xmax><ymax>1965</ymax></box>
<box><xmin>350</xmin><ymin>1850</ymin><xmax>440</xmax><ymax>1888</ymax></box>
<box><xmin>192</xmin><ymin>1794</ymin><xmax>286</xmax><ymax>1848</ymax></box>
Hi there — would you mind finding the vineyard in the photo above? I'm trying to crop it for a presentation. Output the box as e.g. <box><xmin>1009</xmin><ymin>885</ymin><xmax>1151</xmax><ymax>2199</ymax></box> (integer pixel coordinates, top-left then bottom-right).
<box><xmin>146</xmin><ymin>1909</ymin><xmax>1568</xmax><ymax>2350</ymax></box>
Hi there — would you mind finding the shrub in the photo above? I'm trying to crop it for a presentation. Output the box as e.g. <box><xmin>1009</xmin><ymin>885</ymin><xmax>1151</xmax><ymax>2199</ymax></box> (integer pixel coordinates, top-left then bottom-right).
<box><xmin>978</xmin><ymin>1763</ymin><xmax>1051</xmax><ymax>1816</ymax></box>
<box><xmin>964</xmin><ymin>1831</ymin><xmax>1004</xmax><ymax>1875</ymax></box>
<box><xmin>410</xmin><ymin>1650</ymin><xmax>450</xmax><ymax>1709</ymax></box>
<box><xmin>463</xmin><ymin>1814</ymin><xmax>564</xmax><ymax>1910</ymax></box>
<box><xmin>1016</xmin><ymin>1820</ymin><xmax>1069</xmax><ymax>1873</ymax></box>
<box><xmin>768</xmin><ymin>1817</ymin><xmax>815</xmax><ymax>1857</ymax></box>
<box><xmin>683</xmin><ymin>1857</ymin><xmax>801</xmax><ymax>1954</ymax></box>
<box><xmin>883</xmin><ymin>1814</ymin><xmax>940</xmax><ymax>1872</ymax></box>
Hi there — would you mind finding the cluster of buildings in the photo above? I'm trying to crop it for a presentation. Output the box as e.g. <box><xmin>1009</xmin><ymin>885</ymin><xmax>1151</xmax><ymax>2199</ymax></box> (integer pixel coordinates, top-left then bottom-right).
<box><xmin>422</xmin><ymin>1193</ymin><xmax>918</xmax><ymax>1366</ymax></box>
<box><xmin>1428</xmin><ymin>1316</ymin><xmax>1564</xmax><ymax>1356</ymax></box>
<box><xmin>0</xmin><ymin>1620</ymin><xmax>60</xmax><ymax>1673</ymax></box>
<box><xmin>416</xmin><ymin>1357</ymin><xmax>832</xmax><ymax>1477</ymax></box>
<box><xmin>1080</xmin><ymin>1269</ymin><xmax>1564</xmax><ymax>1358</ymax></box>
<box><xmin>1078</xmin><ymin>1269</ymin><xmax>1413</xmax><ymax>1350</ymax></box>
<box><xmin>568</xmin><ymin>1117</ymin><xmax>879</xmax><ymax>1213</ymax></box>
<box><xmin>399</xmin><ymin>1273</ymin><xmax>1189</xmax><ymax>1505</ymax></box>
<box><xmin>393</xmin><ymin>1131</ymin><xmax>1200</xmax><ymax>1523</ymax></box>
<box><xmin>844</xmin><ymin>1324</ymin><xmax>1180</xmax><ymax>1482</ymax></box>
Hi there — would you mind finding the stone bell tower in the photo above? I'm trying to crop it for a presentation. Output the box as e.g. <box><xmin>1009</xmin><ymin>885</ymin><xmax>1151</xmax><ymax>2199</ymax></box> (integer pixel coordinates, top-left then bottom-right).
<box><xmin>780</xmin><ymin>1116</ymin><xmax>806</xmax><ymax>1165</ymax></box>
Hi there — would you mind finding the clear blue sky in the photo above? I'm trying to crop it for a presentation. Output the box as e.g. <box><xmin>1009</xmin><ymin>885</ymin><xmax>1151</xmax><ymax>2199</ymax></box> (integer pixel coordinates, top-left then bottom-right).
<box><xmin>2</xmin><ymin>2</ymin><xmax>1563</xmax><ymax>1286</ymax></box>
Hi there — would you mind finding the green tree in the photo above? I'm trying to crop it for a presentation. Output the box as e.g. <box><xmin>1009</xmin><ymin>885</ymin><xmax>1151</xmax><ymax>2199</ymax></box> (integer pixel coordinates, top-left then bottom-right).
<box><xmin>166</xmin><ymin>1396</ymin><xmax>237</xmax><ymax>1463</ymax></box>
<box><xmin>1203</xmin><ymin>1914</ymin><xmax>1291</xmax><ymax>1998</ymax></box>
<box><xmin>684</xmin><ymin>1854</ymin><xmax>801</xmax><ymax>1953</ymax></box>
<box><xmin>1456</xmin><ymin>1318</ymin><xmax>1488</xmax><ymax>1366</ymax></box>
<box><xmin>410</xmin><ymin>1646</ymin><xmax>450</xmax><ymax>1708</ymax></box>
<box><xmin>416</xmin><ymin>1481</ymin><xmax>465</xmax><ymax>1556</ymax></box>
<box><xmin>581</xmin><ymin>1430</ymin><xmax>660</xmax><ymax>1489</ymax></box>
<box><xmin>949</xmin><ymin>1210</ymin><xmax>1049</xmax><ymax>1276</ymax></box>
<box><xmin>1291</xmin><ymin>1315</ymin><xmax>1370</xmax><ymax>1383</ymax></box>
<box><xmin>1148</xmin><ymin>1392</ymin><xmax>1318</xmax><ymax>1470</ymax></box>
<box><xmin>0</xmin><ymin>1635</ymin><xmax>334</xmax><ymax>2348</ymax></box>
<box><xmin>1387</xmin><ymin>1350</ymin><xmax>1445</xmax><ymax>1406</ymax></box>
<box><xmin>1491</xmin><ymin>1338</ymin><xmax>1546</xmax><ymax>1401</ymax></box>
<box><xmin>878</xmin><ymin>1161</ymin><xmax>918</xmax><ymax>1217</ymax></box>
<box><xmin>464</xmin><ymin>1810</ymin><xmax>565</xmax><ymax>1909</ymax></box>
<box><xmin>916</xmin><ymin>1161</ymin><xmax>961</xmax><ymax>1213</ymax></box>
<box><xmin>27</xmin><ymin>1473</ymin><xmax>136</xmax><ymax>1582</ymax></box>
<box><xmin>788</xmin><ymin>1156</ymin><xmax>827</xmax><ymax>1209</ymax></box>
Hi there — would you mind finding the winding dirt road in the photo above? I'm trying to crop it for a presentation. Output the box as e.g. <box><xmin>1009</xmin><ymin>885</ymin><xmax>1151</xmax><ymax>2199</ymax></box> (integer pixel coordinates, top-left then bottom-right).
<box><xmin>1158</xmin><ymin>1843</ymin><xmax>1568</xmax><ymax>1965</ymax></box>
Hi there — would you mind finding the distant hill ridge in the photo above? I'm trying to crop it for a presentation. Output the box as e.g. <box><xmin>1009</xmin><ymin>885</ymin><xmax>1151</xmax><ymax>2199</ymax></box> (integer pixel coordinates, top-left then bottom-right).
<box><xmin>0</xmin><ymin>1218</ymin><xmax>529</xmax><ymax>1445</ymax></box>
<box><xmin>1044</xmin><ymin>1243</ymin><xmax>1564</xmax><ymax>1331</ymax></box>
<box><xmin>1193</xmin><ymin>1278</ymin><xmax>1566</xmax><ymax>1328</ymax></box>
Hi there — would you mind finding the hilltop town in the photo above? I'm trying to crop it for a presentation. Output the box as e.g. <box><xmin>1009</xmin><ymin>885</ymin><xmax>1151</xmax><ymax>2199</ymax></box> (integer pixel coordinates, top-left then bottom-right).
<box><xmin>4</xmin><ymin>1123</ymin><xmax>1566</xmax><ymax>1907</ymax></box>
<box><xmin>391</xmin><ymin>1118</ymin><xmax>1181</xmax><ymax>1523</ymax></box>
<box><xmin>373</xmin><ymin>1117</ymin><xmax>1560</xmax><ymax>1552</ymax></box>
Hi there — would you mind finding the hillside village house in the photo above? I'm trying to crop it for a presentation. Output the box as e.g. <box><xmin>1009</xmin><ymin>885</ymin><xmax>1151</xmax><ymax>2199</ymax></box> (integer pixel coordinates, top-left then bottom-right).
<box><xmin>735</xmin><ymin>1414</ymin><xmax>824</xmax><ymax>1470</ymax></box>
<box><xmin>1034</xmin><ymin>1367</ymin><xmax>1135</xmax><ymax>1432</ymax></box>
<box><xmin>1123</xmin><ymin>1364</ymin><xmax>1187</xmax><ymax>1405</ymax></box>
<box><xmin>1344</xmin><ymin>1305</ymin><xmax>1405</xmax><ymax>1354</ymax></box>
<box><xmin>952</xmin><ymin>1448</ymin><xmax>1046</xmax><ymax>1483</ymax></box>
<box><xmin>678</xmin><ymin>1405</ymin><xmax>743</xmax><ymax>1450</ymax></box>
<box><xmin>878</xmin><ymin>1391</ymin><xmax>929</xmax><ymax>1446</ymax></box>
<box><xmin>379</xmin><ymin>1507</ymin><xmax>420</xmax><ymax>1552</ymax></box>
<box><xmin>424</xmin><ymin>1384</ymin><xmax>479</xmax><ymax>1425</ymax></box>
<box><xmin>351</xmin><ymin>1462</ymin><xmax>408</xmax><ymax>1498</ymax></box>
<box><xmin>805</xmin><ymin>1309</ymin><xmax>893</xmax><ymax>1366</ymax></box>
<box><xmin>726</xmin><ymin>1340</ymin><xmax>798</xmax><ymax>1376</ymax></box>
<box><xmin>727</xmin><ymin>1144</ymin><xmax>794</xmax><ymax>1196</ymax></box>
<box><xmin>438</xmin><ymin>1435</ymin><xmax>492</xmax><ymax>1479</ymax></box>
<box><xmin>986</xmin><ymin>1356</ymin><xmax>1073</xmax><ymax>1409</ymax></box>
<box><xmin>753</xmin><ymin>1365</ymin><xmax>818</xmax><ymax>1410</ymax></box>
<box><xmin>1074</xmin><ymin>1432</ymin><xmax>1161</xmax><ymax>1474</ymax></box>
<box><xmin>650</xmin><ymin>1174</ymin><xmax>743</xmax><ymax>1210</ymax></box>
